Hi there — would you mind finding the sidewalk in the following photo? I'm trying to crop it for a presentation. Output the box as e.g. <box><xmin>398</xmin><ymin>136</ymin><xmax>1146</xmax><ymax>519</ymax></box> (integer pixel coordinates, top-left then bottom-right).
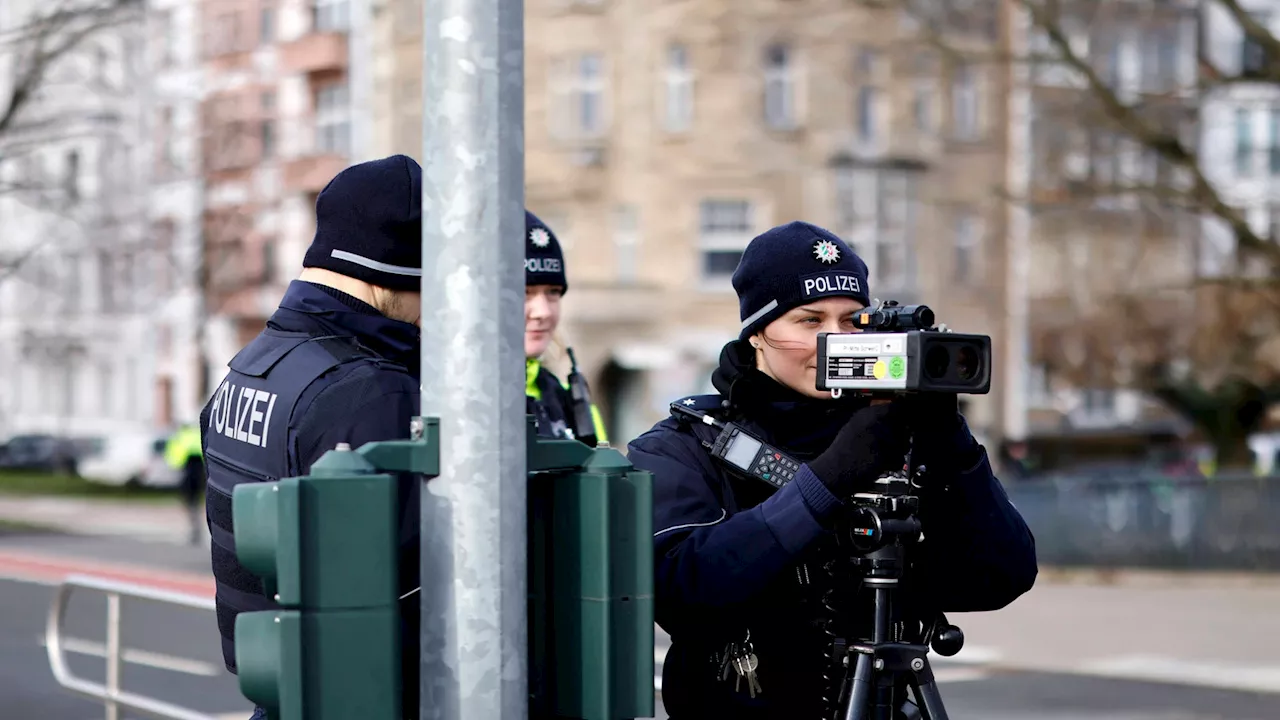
<box><xmin>0</xmin><ymin>494</ymin><xmax>199</xmax><ymax>545</ymax></box>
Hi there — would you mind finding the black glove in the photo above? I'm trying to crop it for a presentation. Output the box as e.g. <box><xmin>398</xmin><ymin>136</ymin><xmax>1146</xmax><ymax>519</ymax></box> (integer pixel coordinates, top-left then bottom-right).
<box><xmin>901</xmin><ymin>393</ymin><xmax>980</xmax><ymax>474</ymax></box>
<box><xmin>807</xmin><ymin>401</ymin><xmax>912</xmax><ymax>498</ymax></box>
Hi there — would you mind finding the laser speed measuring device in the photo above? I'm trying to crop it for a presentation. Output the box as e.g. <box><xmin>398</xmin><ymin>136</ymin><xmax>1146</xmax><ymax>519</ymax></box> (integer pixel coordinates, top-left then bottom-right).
<box><xmin>815</xmin><ymin>300</ymin><xmax>992</xmax><ymax>397</ymax></box>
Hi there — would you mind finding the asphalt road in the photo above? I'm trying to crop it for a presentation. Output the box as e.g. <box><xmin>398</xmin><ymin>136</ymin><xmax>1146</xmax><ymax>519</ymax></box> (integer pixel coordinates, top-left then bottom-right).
<box><xmin>1</xmin><ymin>528</ymin><xmax>1278</xmax><ymax>719</ymax></box>
<box><xmin>0</xmin><ymin>577</ymin><xmax>252</xmax><ymax>720</ymax></box>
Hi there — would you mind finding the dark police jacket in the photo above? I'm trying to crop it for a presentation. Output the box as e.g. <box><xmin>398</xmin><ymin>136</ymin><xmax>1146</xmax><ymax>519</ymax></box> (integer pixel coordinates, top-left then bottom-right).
<box><xmin>200</xmin><ymin>281</ymin><xmax>421</xmax><ymax>700</ymax></box>
<box><xmin>526</xmin><ymin>358</ymin><xmax>607</xmax><ymax>444</ymax></box>
<box><xmin>626</xmin><ymin>341</ymin><xmax>1038</xmax><ymax>719</ymax></box>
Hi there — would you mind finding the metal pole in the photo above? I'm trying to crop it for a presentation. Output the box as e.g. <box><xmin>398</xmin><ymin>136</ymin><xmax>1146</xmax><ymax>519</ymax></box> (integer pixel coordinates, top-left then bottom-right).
<box><xmin>1003</xmin><ymin>4</ymin><xmax>1033</xmax><ymax>447</ymax></box>
<box><xmin>105</xmin><ymin>592</ymin><xmax>121</xmax><ymax>720</ymax></box>
<box><xmin>419</xmin><ymin>0</ymin><xmax>527</xmax><ymax>717</ymax></box>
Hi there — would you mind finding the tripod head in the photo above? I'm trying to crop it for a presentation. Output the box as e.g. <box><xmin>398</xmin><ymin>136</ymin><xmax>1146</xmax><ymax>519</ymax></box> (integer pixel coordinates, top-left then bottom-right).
<box><xmin>840</xmin><ymin>470</ymin><xmax>964</xmax><ymax>659</ymax></box>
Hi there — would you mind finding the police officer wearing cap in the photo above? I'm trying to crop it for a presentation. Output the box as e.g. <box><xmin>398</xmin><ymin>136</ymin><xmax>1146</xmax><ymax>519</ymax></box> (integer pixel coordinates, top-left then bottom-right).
<box><xmin>524</xmin><ymin>211</ymin><xmax>608</xmax><ymax>445</ymax></box>
<box><xmin>201</xmin><ymin>155</ymin><xmax>425</xmax><ymax>720</ymax></box>
<box><xmin>627</xmin><ymin>222</ymin><xmax>1037</xmax><ymax>719</ymax></box>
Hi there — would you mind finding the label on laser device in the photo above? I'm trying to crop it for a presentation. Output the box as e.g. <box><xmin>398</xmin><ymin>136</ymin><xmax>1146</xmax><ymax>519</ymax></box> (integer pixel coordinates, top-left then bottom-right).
<box><xmin>823</xmin><ymin>334</ymin><xmax>908</xmax><ymax>390</ymax></box>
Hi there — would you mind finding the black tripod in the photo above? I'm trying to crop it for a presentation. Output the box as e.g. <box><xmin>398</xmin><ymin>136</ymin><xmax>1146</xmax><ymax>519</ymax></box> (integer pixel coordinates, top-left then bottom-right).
<box><xmin>828</xmin><ymin>470</ymin><xmax>965</xmax><ymax>720</ymax></box>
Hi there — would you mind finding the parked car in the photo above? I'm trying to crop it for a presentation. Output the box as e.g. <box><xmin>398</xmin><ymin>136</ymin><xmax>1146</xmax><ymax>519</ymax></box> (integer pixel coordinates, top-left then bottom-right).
<box><xmin>0</xmin><ymin>434</ymin><xmax>82</xmax><ymax>474</ymax></box>
<box><xmin>77</xmin><ymin>433</ymin><xmax>181</xmax><ymax>489</ymax></box>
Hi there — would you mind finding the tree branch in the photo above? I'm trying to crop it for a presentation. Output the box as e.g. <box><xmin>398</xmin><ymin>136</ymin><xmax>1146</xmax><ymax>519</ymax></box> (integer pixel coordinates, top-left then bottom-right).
<box><xmin>1019</xmin><ymin>0</ymin><xmax>1280</xmax><ymax>268</ymax></box>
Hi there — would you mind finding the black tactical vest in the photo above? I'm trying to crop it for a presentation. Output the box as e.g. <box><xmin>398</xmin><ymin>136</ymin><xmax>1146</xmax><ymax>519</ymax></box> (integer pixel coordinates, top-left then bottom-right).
<box><xmin>200</xmin><ymin>329</ymin><xmax>394</xmax><ymax>673</ymax></box>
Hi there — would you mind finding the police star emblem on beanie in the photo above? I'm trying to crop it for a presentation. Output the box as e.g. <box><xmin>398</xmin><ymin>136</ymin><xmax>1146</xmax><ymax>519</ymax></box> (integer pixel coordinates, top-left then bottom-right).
<box><xmin>302</xmin><ymin>154</ymin><xmax>423</xmax><ymax>291</ymax></box>
<box><xmin>530</xmin><ymin>226</ymin><xmax>551</xmax><ymax>248</ymax></box>
<box><xmin>525</xmin><ymin>210</ymin><xmax>567</xmax><ymax>291</ymax></box>
<box><xmin>813</xmin><ymin>239</ymin><xmax>841</xmax><ymax>264</ymax></box>
<box><xmin>732</xmin><ymin>221</ymin><xmax>871</xmax><ymax>340</ymax></box>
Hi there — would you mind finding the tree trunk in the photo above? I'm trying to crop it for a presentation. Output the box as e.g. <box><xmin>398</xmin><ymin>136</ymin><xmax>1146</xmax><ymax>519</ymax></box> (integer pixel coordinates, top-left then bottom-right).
<box><xmin>1154</xmin><ymin>376</ymin><xmax>1271</xmax><ymax>472</ymax></box>
<box><xmin>1210</xmin><ymin>430</ymin><xmax>1256</xmax><ymax>471</ymax></box>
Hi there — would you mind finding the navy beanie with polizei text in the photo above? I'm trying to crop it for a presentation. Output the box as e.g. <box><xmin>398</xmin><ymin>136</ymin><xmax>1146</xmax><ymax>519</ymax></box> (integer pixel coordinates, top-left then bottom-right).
<box><xmin>732</xmin><ymin>221</ymin><xmax>871</xmax><ymax>340</ymax></box>
<box><xmin>302</xmin><ymin>154</ymin><xmax>423</xmax><ymax>292</ymax></box>
<box><xmin>525</xmin><ymin>210</ymin><xmax>568</xmax><ymax>292</ymax></box>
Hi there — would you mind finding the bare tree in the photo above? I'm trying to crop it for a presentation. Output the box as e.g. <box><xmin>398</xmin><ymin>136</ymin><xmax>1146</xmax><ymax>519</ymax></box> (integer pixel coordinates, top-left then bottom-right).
<box><xmin>863</xmin><ymin>0</ymin><xmax>1280</xmax><ymax>468</ymax></box>
<box><xmin>0</xmin><ymin>0</ymin><xmax>142</xmax><ymax>279</ymax></box>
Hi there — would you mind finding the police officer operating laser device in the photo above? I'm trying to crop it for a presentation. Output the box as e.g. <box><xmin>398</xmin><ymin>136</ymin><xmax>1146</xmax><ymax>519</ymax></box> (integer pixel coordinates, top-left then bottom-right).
<box><xmin>627</xmin><ymin>221</ymin><xmax>1037</xmax><ymax>720</ymax></box>
<box><xmin>201</xmin><ymin>155</ymin><xmax>425</xmax><ymax>720</ymax></box>
<box><xmin>524</xmin><ymin>210</ymin><xmax>608</xmax><ymax>446</ymax></box>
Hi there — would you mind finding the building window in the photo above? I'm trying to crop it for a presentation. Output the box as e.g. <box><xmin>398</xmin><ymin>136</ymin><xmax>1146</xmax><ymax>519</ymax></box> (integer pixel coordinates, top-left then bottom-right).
<box><xmin>1267</xmin><ymin>204</ymin><xmax>1280</xmax><ymax>241</ymax></box>
<box><xmin>211</xmin><ymin>13</ymin><xmax>240</xmax><ymax>56</ymax></box>
<box><xmin>577</xmin><ymin>53</ymin><xmax>604</xmax><ymax>136</ymax></box>
<box><xmin>1143</xmin><ymin>22</ymin><xmax>1181</xmax><ymax>93</ymax></box>
<box><xmin>763</xmin><ymin>43</ymin><xmax>796</xmax><ymax>130</ymax></box>
<box><xmin>834</xmin><ymin>167</ymin><xmax>915</xmax><ymax>291</ymax></box>
<box><xmin>663</xmin><ymin>44</ymin><xmax>693</xmax><ymax>132</ymax></box>
<box><xmin>1027</xmin><ymin>363</ymin><xmax>1053</xmax><ymax>409</ymax></box>
<box><xmin>63</xmin><ymin>150</ymin><xmax>79</xmax><ymax>202</ymax></box>
<box><xmin>261</xmin><ymin>91</ymin><xmax>276</xmax><ymax>159</ymax></box>
<box><xmin>1081</xmin><ymin>388</ymin><xmax>1116</xmax><ymax>416</ymax></box>
<box><xmin>953</xmin><ymin>209</ymin><xmax>982</xmax><ymax>284</ymax></box>
<box><xmin>952</xmin><ymin>64</ymin><xmax>980</xmax><ymax>140</ymax></box>
<box><xmin>151</xmin><ymin>219</ymin><xmax>176</xmax><ymax>295</ymax></box>
<box><xmin>1241</xmin><ymin>13</ymin><xmax>1270</xmax><ymax>77</ymax></box>
<box><xmin>96</xmin><ymin>363</ymin><xmax>112</xmax><ymax>415</ymax></box>
<box><xmin>912</xmin><ymin>53</ymin><xmax>937</xmax><ymax>135</ymax></box>
<box><xmin>549</xmin><ymin>53</ymin><xmax>607</xmax><ymax>139</ymax></box>
<box><xmin>63</xmin><ymin>253</ymin><xmax>82</xmax><ymax>316</ymax></box>
<box><xmin>156</xmin><ymin>107</ymin><xmax>176</xmax><ymax>176</ymax></box>
<box><xmin>1270</xmin><ymin>106</ymin><xmax>1280</xmax><ymax>176</ymax></box>
<box><xmin>1236</xmin><ymin>107</ymin><xmax>1253</xmax><ymax>176</ymax></box>
<box><xmin>613</xmin><ymin>205</ymin><xmax>639</xmax><ymax>284</ymax></box>
<box><xmin>313</xmin><ymin>0</ymin><xmax>350</xmax><ymax>32</ymax></box>
<box><xmin>262</xmin><ymin>237</ymin><xmax>277</xmax><ymax>284</ymax></box>
<box><xmin>854</xmin><ymin>49</ymin><xmax>883</xmax><ymax>146</ymax></box>
<box><xmin>315</xmin><ymin>82</ymin><xmax>351</xmax><ymax>155</ymax></box>
<box><xmin>61</xmin><ymin>361</ymin><xmax>77</xmax><ymax>417</ymax></box>
<box><xmin>260</xmin><ymin>5</ymin><xmax>275</xmax><ymax>45</ymax></box>
<box><xmin>698</xmin><ymin>199</ymin><xmax>754</xmax><ymax>286</ymax></box>
<box><xmin>153</xmin><ymin>10</ymin><xmax>175</xmax><ymax>67</ymax></box>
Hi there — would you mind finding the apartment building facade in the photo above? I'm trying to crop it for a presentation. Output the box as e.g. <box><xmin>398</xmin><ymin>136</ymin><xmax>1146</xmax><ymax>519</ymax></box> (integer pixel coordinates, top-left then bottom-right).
<box><xmin>0</xmin><ymin>1</ymin><xmax>161</xmax><ymax>439</ymax></box>
<box><xmin>1198</xmin><ymin>0</ymin><xmax>1280</xmax><ymax>464</ymax></box>
<box><xmin>147</xmin><ymin>0</ymin><xmax>207</xmax><ymax>428</ymax></box>
<box><xmin>374</xmin><ymin>0</ymin><xmax>1016</xmax><ymax>449</ymax></box>
<box><xmin>1015</xmin><ymin>1</ymin><xmax>1203</xmax><ymax>462</ymax></box>
<box><xmin>197</xmin><ymin>0</ymin><xmax>369</xmax><ymax>394</ymax></box>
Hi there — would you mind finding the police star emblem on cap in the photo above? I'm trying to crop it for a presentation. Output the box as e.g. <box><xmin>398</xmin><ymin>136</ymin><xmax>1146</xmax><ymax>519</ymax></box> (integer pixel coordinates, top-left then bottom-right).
<box><xmin>530</xmin><ymin>227</ymin><xmax>551</xmax><ymax>248</ymax></box>
<box><xmin>813</xmin><ymin>239</ymin><xmax>841</xmax><ymax>264</ymax></box>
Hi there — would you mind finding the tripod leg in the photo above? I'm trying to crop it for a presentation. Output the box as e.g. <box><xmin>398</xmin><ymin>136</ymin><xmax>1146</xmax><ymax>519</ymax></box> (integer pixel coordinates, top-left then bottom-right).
<box><xmin>841</xmin><ymin>653</ymin><xmax>875</xmax><ymax>720</ymax></box>
<box><xmin>909</xmin><ymin>675</ymin><xmax>949</xmax><ymax>720</ymax></box>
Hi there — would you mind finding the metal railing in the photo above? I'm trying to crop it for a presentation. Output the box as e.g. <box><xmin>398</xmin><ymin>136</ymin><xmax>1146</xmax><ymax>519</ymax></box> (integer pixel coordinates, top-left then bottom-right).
<box><xmin>1005</xmin><ymin>473</ymin><xmax>1280</xmax><ymax>570</ymax></box>
<box><xmin>46</xmin><ymin>573</ymin><xmax>223</xmax><ymax>720</ymax></box>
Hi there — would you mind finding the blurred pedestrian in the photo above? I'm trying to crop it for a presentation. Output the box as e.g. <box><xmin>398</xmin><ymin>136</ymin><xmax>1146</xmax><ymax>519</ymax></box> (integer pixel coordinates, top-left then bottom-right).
<box><xmin>163</xmin><ymin>423</ymin><xmax>204</xmax><ymax>545</ymax></box>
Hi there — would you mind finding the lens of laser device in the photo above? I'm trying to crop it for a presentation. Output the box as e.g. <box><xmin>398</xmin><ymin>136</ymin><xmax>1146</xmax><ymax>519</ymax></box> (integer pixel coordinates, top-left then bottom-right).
<box><xmin>924</xmin><ymin>345</ymin><xmax>950</xmax><ymax>380</ymax></box>
<box><xmin>915</xmin><ymin>306</ymin><xmax>935</xmax><ymax>329</ymax></box>
<box><xmin>956</xmin><ymin>345</ymin><xmax>980</xmax><ymax>382</ymax></box>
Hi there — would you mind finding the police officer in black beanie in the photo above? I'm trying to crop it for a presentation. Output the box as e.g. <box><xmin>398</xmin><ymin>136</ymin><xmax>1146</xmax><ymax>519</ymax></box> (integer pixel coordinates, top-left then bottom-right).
<box><xmin>524</xmin><ymin>210</ymin><xmax>608</xmax><ymax>445</ymax></box>
<box><xmin>628</xmin><ymin>221</ymin><xmax>1037</xmax><ymax>719</ymax></box>
<box><xmin>200</xmin><ymin>154</ymin><xmax>424</xmax><ymax>720</ymax></box>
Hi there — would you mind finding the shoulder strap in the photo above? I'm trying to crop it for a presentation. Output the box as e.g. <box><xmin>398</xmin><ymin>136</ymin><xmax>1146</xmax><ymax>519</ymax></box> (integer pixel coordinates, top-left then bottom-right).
<box><xmin>670</xmin><ymin>394</ymin><xmax>729</xmax><ymax>415</ymax></box>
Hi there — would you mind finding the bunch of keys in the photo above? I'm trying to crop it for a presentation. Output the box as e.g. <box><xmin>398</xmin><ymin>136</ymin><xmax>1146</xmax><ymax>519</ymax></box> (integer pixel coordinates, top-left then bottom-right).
<box><xmin>718</xmin><ymin>630</ymin><xmax>763</xmax><ymax>698</ymax></box>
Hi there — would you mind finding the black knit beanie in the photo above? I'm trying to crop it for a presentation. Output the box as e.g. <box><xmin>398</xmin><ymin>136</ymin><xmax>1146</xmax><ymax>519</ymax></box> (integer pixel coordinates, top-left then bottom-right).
<box><xmin>733</xmin><ymin>221</ymin><xmax>871</xmax><ymax>340</ymax></box>
<box><xmin>525</xmin><ymin>210</ymin><xmax>567</xmax><ymax>291</ymax></box>
<box><xmin>302</xmin><ymin>154</ymin><xmax>423</xmax><ymax>291</ymax></box>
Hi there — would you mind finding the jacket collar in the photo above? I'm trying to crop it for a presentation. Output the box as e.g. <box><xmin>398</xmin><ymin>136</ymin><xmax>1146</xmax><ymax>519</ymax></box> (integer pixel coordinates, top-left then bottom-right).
<box><xmin>268</xmin><ymin>280</ymin><xmax>421</xmax><ymax>377</ymax></box>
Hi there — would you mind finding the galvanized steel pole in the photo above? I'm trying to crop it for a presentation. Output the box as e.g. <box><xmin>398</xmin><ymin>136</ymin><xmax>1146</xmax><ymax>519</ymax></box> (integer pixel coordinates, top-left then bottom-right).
<box><xmin>419</xmin><ymin>0</ymin><xmax>527</xmax><ymax>717</ymax></box>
